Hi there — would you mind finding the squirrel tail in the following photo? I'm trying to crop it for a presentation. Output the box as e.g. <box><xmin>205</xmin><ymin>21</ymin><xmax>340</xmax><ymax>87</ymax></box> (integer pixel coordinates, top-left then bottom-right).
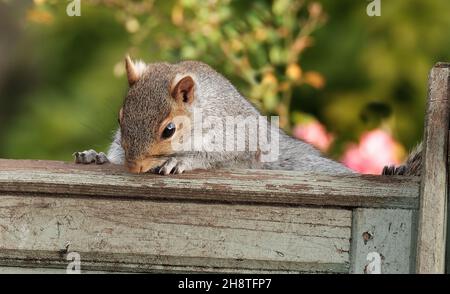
<box><xmin>382</xmin><ymin>142</ymin><xmax>423</xmax><ymax>176</ymax></box>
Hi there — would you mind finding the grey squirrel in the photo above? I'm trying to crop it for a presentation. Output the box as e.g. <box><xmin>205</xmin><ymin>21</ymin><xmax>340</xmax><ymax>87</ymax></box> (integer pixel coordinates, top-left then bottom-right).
<box><xmin>74</xmin><ymin>56</ymin><xmax>422</xmax><ymax>176</ymax></box>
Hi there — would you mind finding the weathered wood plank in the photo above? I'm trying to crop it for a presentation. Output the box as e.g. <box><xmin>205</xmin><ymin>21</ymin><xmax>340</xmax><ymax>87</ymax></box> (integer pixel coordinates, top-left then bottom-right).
<box><xmin>350</xmin><ymin>208</ymin><xmax>414</xmax><ymax>274</ymax></box>
<box><xmin>0</xmin><ymin>266</ymin><xmax>116</xmax><ymax>274</ymax></box>
<box><xmin>0</xmin><ymin>194</ymin><xmax>351</xmax><ymax>273</ymax></box>
<box><xmin>416</xmin><ymin>63</ymin><xmax>450</xmax><ymax>273</ymax></box>
<box><xmin>0</xmin><ymin>159</ymin><xmax>419</xmax><ymax>209</ymax></box>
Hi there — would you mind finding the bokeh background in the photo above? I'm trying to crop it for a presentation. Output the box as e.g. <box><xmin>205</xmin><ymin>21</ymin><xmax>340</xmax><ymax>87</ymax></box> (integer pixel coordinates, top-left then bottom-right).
<box><xmin>0</xmin><ymin>0</ymin><xmax>449</xmax><ymax>174</ymax></box>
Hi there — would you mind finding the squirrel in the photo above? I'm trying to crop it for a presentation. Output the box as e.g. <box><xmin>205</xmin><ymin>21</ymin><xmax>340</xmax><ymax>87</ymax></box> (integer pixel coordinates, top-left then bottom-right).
<box><xmin>74</xmin><ymin>56</ymin><xmax>422</xmax><ymax>176</ymax></box>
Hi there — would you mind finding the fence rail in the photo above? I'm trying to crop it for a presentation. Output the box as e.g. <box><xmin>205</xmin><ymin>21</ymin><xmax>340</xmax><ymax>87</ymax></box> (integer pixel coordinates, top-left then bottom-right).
<box><xmin>0</xmin><ymin>159</ymin><xmax>419</xmax><ymax>273</ymax></box>
<box><xmin>0</xmin><ymin>159</ymin><xmax>419</xmax><ymax>209</ymax></box>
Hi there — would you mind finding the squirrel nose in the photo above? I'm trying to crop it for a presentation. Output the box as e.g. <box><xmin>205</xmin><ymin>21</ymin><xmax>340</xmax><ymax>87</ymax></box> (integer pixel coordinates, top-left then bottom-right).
<box><xmin>126</xmin><ymin>160</ymin><xmax>144</xmax><ymax>174</ymax></box>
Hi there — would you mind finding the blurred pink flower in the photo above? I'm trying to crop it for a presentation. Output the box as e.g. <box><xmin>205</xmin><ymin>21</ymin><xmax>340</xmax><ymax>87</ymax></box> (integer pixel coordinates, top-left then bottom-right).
<box><xmin>341</xmin><ymin>129</ymin><xmax>405</xmax><ymax>174</ymax></box>
<box><xmin>293</xmin><ymin>121</ymin><xmax>334</xmax><ymax>152</ymax></box>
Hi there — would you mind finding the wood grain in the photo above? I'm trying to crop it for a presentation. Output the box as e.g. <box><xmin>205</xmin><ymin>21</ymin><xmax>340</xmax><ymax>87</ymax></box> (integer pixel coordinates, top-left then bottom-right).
<box><xmin>0</xmin><ymin>159</ymin><xmax>419</xmax><ymax>209</ymax></box>
<box><xmin>0</xmin><ymin>194</ymin><xmax>351</xmax><ymax>273</ymax></box>
<box><xmin>416</xmin><ymin>63</ymin><xmax>450</xmax><ymax>273</ymax></box>
<box><xmin>350</xmin><ymin>208</ymin><xmax>414</xmax><ymax>274</ymax></box>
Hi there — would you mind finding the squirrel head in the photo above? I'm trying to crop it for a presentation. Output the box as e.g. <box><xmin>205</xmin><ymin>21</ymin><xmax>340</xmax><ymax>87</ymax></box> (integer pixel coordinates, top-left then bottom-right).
<box><xmin>119</xmin><ymin>56</ymin><xmax>195</xmax><ymax>173</ymax></box>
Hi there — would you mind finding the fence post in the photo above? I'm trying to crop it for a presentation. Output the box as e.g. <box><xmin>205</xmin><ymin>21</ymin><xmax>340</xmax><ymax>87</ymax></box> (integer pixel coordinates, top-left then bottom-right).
<box><xmin>415</xmin><ymin>62</ymin><xmax>450</xmax><ymax>273</ymax></box>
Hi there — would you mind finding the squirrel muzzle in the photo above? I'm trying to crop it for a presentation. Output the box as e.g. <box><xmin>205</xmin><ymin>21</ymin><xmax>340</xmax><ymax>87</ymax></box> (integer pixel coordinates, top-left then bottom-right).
<box><xmin>126</xmin><ymin>157</ymin><xmax>165</xmax><ymax>174</ymax></box>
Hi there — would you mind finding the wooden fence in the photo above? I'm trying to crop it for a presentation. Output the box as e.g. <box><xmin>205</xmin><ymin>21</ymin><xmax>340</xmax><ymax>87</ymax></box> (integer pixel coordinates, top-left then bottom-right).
<box><xmin>0</xmin><ymin>63</ymin><xmax>448</xmax><ymax>274</ymax></box>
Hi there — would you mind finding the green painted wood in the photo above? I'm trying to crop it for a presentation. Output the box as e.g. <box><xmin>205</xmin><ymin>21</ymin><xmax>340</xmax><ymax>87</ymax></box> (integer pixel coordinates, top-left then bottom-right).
<box><xmin>0</xmin><ymin>194</ymin><xmax>351</xmax><ymax>273</ymax></box>
<box><xmin>350</xmin><ymin>208</ymin><xmax>414</xmax><ymax>274</ymax></box>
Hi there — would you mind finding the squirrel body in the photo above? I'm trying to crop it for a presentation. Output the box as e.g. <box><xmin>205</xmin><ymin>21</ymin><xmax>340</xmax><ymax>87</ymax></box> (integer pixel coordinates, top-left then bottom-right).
<box><xmin>74</xmin><ymin>57</ymin><xmax>420</xmax><ymax>176</ymax></box>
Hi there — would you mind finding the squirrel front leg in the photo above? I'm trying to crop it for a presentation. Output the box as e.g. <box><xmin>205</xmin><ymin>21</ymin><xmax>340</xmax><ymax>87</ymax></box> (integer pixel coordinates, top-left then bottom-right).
<box><xmin>73</xmin><ymin>129</ymin><xmax>124</xmax><ymax>165</ymax></box>
<box><xmin>105</xmin><ymin>129</ymin><xmax>125</xmax><ymax>164</ymax></box>
<box><xmin>157</xmin><ymin>151</ymin><xmax>261</xmax><ymax>175</ymax></box>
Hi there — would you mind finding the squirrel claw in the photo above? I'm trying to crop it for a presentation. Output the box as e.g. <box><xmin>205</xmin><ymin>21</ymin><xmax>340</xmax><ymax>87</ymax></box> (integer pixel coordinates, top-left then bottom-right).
<box><xmin>74</xmin><ymin>149</ymin><xmax>109</xmax><ymax>165</ymax></box>
<box><xmin>157</xmin><ymin>157</ymin><xmax>187</xmax><ymax>175</ymax></box>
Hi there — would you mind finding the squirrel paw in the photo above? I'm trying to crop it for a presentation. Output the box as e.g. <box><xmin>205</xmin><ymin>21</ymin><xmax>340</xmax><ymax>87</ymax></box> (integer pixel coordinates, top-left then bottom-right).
<box><xmin>156</xmin><ymin>157</ymin><xmax>189</xmax><ymax>175</ymax></box>
<box><xmin>73</xmin><ymin>149</ymin><xmax>109</xmax><ymax>165</ymax></box>
<box><xmin>382</xmin><ymin>164</ymin><xmax>406</xmax><ymax>175</ymax></box>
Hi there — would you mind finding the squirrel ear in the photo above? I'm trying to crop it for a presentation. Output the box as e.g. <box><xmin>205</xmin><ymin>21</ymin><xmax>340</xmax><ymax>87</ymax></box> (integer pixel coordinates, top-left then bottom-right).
<box><xmin>125</xmin><ymin>55</ymin><xmax>146</xmax><ymax>86</ymax></box>
<box><xmin>125</xmin><ymin>55</ymin><xmax>139</xmax><ymax>86</ymax></box>
<box><xmin>171</xmin><ymin>75</ymin><xmax>195</xmax><ymax>104</ymax></box>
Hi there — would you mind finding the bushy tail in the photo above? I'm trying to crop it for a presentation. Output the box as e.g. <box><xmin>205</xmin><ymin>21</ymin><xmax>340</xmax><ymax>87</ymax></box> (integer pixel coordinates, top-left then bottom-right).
<box><xmin>382</xmin><ymin>143</ymin><xmax>422</xmax><ymax>176</ymax></box>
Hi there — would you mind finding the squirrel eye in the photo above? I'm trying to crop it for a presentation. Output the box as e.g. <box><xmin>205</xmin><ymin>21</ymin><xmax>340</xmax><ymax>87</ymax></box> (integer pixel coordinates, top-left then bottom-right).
<box><xmin>162</xmin><ymin>122</ymin><xmax>176</xmax><ymax>139</ymax></box>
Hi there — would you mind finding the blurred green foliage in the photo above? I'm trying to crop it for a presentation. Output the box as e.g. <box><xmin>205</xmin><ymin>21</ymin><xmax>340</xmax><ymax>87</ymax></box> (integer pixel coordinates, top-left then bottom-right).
<box><xmin>0</xmin><ymin>0</ymin><xmax>449</xmax><ymax>161</ymax></box>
